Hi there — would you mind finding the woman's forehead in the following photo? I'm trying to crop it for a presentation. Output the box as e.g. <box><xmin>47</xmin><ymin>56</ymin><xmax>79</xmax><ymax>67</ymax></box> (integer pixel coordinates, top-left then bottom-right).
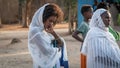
<box><xmin>101</xmin><ymin>11</ymin><xmax>111</xmax><ymax>17</ymax></box>
<box><xmin>48</xmin><ymin>16</ymin><xmax>57</xmax><ymax>22</ymax></box>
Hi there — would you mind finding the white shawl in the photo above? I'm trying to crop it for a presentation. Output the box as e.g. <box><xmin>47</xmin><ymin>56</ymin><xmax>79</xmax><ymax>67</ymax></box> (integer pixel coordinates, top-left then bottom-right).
<box><xmin>28</xmin><ymin>3</ymin><xmax>61</xmax><ymax>68</ymax></box>
<box><xmin>81</xmin><ymin>9</ymin><xmax>120</xmax><ymax>68</ymax></box>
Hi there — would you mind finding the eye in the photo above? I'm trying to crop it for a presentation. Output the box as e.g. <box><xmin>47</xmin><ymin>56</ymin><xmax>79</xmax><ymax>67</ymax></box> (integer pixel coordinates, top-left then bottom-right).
<box><xmin>105</xmin><ymin>16</ymin><xmax>110</xmax><ymax>19</ymax></box>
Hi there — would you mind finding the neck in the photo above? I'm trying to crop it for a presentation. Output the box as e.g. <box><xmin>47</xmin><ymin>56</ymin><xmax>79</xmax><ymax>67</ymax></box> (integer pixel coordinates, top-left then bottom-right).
<box><xmin>98</xmin><ymin>26</ymin><xmax>109</xmax><ymax>32</ymax></box>
<box><xmin>84</xmin><ymin>18</ymin><xmax>89</xmax><ymax>23</ymax></box>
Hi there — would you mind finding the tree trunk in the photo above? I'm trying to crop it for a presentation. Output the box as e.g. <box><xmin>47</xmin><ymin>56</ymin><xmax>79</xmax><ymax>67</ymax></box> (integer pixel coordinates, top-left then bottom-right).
<box><xmin>22</xmin><ymin>5</ymin><xmax>27</xmax><ymax>27</ymax></box>
<box><xmin>68</xmin><ymin>5</ymin><xmax>72</xmax><ymax>34</ymax></box>
<box><xmin>22</xmin><ymin>0</ymin><xmax>28</xmax><ymax>28</ymax></box>
<box><xmin>0</xmin><ymin>0</ymin><xmax>2</xmax><ymax>28</ymax></box>
<box><xmin>27</xmin><ymin>0</ymin><xmax>32</xmax><ymax>26</ymax></box>
<box><xmin>18</xmin><ymin>0</ymin><xmax>22</xmax><ymax>24</ymax></box>
<box><xmin>0</xmin><ymin>7</ymin><xmax>1</xmax><ymax>27</ymax></box>
<box><xmin>22</xmin><ymin>0</ymin><xmax>32</xmax><ymax>28</ymax></box>
<box><xmin>0</xmin><ymin>17</ymin><xmax>2</xmax><ymax>28</ymax></box>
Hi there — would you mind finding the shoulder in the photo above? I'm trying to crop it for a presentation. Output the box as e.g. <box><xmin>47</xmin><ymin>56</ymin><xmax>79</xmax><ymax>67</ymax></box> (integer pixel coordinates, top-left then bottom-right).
<box><xmin>78</xmin><ymin>21</ymin><xmax>84</xmax><ymax>27</ymax></box>
<box><xmin>78</xmin><ymin>21</ymin><xmax>88</xmax><ymax>29</ymax></box>
<box><xmin>85</xmin><ymin>27</ymin><xmax>106</xmax><ymax>40</ymax></box>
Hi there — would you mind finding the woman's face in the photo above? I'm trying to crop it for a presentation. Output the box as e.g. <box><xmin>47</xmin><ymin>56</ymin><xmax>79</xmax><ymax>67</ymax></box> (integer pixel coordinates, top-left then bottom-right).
<box><xmin>101</xmin><ymin>11</ymin><xmax>111</xmax><ymax>27</ymax></box>
<box><xmin>44</xmin><ymin>16</ymin><xmax>57</xmax><ymax>29</ymax></box>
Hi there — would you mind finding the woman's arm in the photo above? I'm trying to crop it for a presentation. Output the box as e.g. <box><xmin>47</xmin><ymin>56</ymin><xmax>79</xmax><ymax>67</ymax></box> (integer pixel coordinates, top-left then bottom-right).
<box><xmin>51</xmin><ymin>31</ymin><xmax>63</xmax><ymax>47</ymax></box>
<box><xmin>72</xmin><ymin>30</ymin><xmax>84</xmax><ymax>42</ymax></box>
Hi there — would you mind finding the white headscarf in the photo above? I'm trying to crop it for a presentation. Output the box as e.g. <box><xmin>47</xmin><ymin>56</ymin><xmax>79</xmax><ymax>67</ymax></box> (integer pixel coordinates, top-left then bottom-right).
<box><xmin>89</xmin><ymin>8</ymin><xmax>108</xmax><ymax>31</ymax></box>
<box><xmin>81</xmin><ymin>9</ymin><xmax>120</xmax><ymax>68</ymax></box>
<box><xmin>28</xmin><ymin>3</ymin><xmax>61</xmax><ymax>68</ymax></box>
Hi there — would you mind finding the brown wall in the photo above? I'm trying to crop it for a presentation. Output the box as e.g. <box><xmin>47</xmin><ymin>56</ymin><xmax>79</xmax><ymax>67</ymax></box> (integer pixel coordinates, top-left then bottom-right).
<box><xmin>0</xmin><ymin>0</ymin><xmax>68</xmax><ymax>24</ymax></box>
<box><xmin>0</xmin><ymin>0</ymin><xmax>58</xmax><ymax>24</ymax></box>
<box><xmin>0</xmin><ymin>0</ymin><xmax>18</xmax><ymax>24</ymax></box>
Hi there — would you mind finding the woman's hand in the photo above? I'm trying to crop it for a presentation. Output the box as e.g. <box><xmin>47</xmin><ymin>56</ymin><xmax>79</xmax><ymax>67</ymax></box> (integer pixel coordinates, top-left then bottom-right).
<box><xmin>45</xmin><ymin>23</ymin><xmax>55</xmax><ymax>34</ymax></box>
<box><xmin>44</xmin><ymin>23</ymin><xmax>58</xmax><ymax>39</ymax></box>
<box><xmin>45</xmin><ymin>24</ymin><xmax>63</xmax><ymax>47</ymax></box>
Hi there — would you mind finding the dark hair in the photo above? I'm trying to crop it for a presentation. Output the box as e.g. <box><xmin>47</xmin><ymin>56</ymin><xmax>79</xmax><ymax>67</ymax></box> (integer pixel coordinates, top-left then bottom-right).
<box><xmin>81</xmin><ymin>5</ymin><xmax>92</xmax><ymax>15</ymax></box>
<box><xmin>43</xmin><ymin>3</ymin><xmax>63</xmax><ymax>23</ymax></box>
<box><xmin>96</xmin><ymin>2</ymin><xmax>109</xmax><ymax>10</ymax></box>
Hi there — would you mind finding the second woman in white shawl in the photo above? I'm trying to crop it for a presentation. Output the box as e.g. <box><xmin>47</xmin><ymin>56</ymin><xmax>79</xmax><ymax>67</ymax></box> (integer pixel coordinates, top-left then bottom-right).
<box><xmin>81</xmin><ymin>9</ymin><xmax>120</xmax><ymax>68</ymax></box>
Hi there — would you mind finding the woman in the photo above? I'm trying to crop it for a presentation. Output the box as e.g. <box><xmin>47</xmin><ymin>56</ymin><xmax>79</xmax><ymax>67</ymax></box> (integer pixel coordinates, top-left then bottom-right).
<box><xmin>96</xmin><ymin>2</ymin><xmax>120</xmax><ymax>41</ymax></box>
<box><xmin>81</xmin><ymin>9</ymin><xmax>120</xmax><ymax>68</ymax></box>
<box><xmin>28</xmin><ymin>3</ymin><xmax>68</xmax><ymax>68</ymax></box>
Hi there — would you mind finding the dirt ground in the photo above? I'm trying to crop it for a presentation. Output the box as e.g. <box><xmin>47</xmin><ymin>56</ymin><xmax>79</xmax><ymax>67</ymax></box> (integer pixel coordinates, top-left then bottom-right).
<box><xmin>0</xmin><ymin>24</ymin><xmax>120</xmax><ymax>68</ymax></box>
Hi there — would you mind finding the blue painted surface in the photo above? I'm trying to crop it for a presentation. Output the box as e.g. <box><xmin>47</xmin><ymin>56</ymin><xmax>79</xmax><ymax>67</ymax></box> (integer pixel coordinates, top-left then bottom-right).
<box><xmin>78</xmin><ymin>0</ymin><xmax>102</xmax><ymax>27</ymax></box>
